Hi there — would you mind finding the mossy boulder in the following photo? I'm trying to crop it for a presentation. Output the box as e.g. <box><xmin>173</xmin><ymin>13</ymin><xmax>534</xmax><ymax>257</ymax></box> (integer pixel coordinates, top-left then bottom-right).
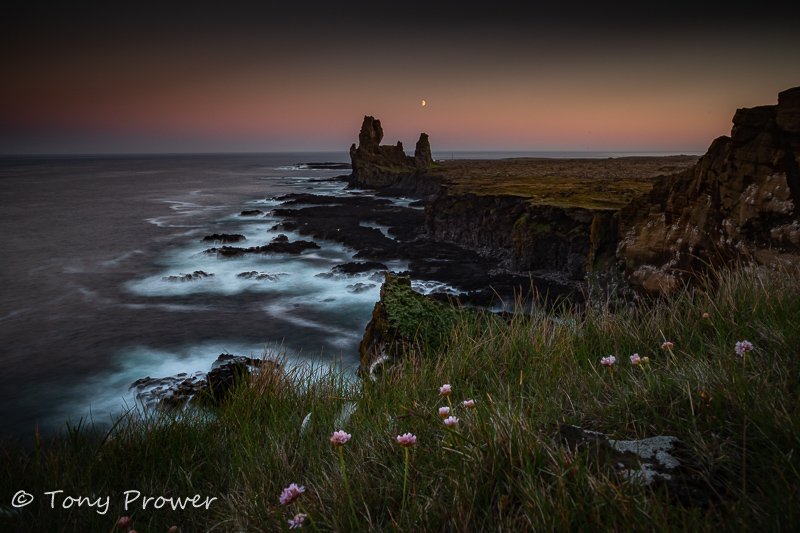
<box><xmin>358</xmin><ymin>273</ymin><xmax>460</xmax><ymax>377</ymax></box>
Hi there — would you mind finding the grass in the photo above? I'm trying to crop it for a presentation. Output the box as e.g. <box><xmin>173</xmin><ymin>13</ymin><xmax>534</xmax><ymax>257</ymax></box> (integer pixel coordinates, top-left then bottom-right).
<box><xmin>1</xmin><ymin>264</ymin><xmax>799</xmax><ymax>531</ymax></box>
<box><xmin>428</xmin><ymin>156</ymin><xmax>698</xmax><ymax>210</ymax></box>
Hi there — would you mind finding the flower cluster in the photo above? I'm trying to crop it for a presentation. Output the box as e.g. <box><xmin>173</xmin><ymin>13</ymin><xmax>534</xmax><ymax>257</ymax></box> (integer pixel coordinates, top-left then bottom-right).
<box><xmin>396</xmin><ymin>432</ymin><xmax>417</xmax><ymax>447</ymax></box>
<box><xmin>443</xmin><ymin>416</ymin><xmax>459</xmax><ymax>428</ymax></box>
<box><xmin>600</xmin><ymin>355</ymin><xmax>616</xmax><ymax>367</ymax></box>
<box><xmin>330</xmin><ymin>430</ymin><xmax>352</xmax><ymax>446</ymax></box>
<box><xmin>279</xmin><ymin>483</ymin><xmax>306</xmax><ymax>506</ymax></box>
<box><xmin>735</xmin><ymin>340</ymin><xmax>754</xmax><ymax>357</ymax></box>
<box><xmin>288</xmin><ymin>513</ymin><xmax>307</xmax><ymax>529</ymax></box>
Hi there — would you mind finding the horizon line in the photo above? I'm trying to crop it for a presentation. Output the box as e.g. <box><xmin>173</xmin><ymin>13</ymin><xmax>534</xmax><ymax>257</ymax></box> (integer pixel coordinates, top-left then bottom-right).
<box><xmin>0</xmin><ymin>148</ymin><xmax>706</xmax><ymax>159</ymax></box>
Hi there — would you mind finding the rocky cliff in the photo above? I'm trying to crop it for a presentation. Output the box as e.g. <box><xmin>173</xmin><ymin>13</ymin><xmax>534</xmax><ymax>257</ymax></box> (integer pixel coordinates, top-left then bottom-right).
<box><xmin>426</xmin><ymin>193</ymin><xmax>618</xmax><ymax>281</ymax></box>
<box><xmin>618</xmin><ymin>87</ymin><xmax>800</xmax><ymax>294</ymax></box>
<box><xmin>349</xmin><ymin>116</ymin><xmax>437</xmax><ymax>195</ymax></box>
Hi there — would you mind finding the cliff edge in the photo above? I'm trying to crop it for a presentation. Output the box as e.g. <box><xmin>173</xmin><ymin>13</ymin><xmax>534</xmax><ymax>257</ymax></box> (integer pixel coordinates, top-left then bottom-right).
<box><xmin>618</xmin><ymin>86</ymin><xmax>800</xmax><ymax>294</ymax></box>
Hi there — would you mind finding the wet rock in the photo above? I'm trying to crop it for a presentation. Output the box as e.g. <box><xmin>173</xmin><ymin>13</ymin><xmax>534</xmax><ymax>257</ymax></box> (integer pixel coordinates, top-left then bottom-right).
<box><xmin>316</xmin><ymin>261</ymin><xmax>388</xmax><ymax>279</ymax></box>
<box><xmin>161</xmin><ymin>271</ymin><xmax>214</xmax><ymax>282</ymax></box>
<box><xmin>347</xmin><ymin>282</ymin><xmax>376</xmax><ymax>293</ymax></box>
<box><xmin>130</xmin><ymin>354</ymin><xmax>282</xmax><ymax>408</ymax></box>
<box><xmin>205</xmin><ymin>236</ymin><xmax>320</xmax><ymax>257</ymax></box>
<box><xmin>559</xmin><ymin>424</ymin><xmax>710</xmax><ymax>506</ymax></box>
<box><xmin>236</xmin><ymin>271</ymin><xmax>284</xmax><ymax>281</ymax></box>
<box><xmin>240</xmin><ymin>209</ymin><xmax>263</xmax><ymax>216</ymax></box>
<box><xmin>201</xmin><ymin>233</ymin><xmax>246</xmax><ymax>243</ymax></box>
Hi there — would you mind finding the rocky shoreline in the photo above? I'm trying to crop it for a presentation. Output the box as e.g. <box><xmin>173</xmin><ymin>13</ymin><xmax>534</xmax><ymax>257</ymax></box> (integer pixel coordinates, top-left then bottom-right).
<box><xmin>132</xmin><ymin>86</ymin><xmax>800</xmax><ymax>406</ymax></box>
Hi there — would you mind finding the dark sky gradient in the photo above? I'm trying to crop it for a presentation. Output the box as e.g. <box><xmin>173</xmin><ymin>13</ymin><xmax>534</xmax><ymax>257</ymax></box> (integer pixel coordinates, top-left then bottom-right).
<box><xmin>1</xmin><ymin>2</ymin><xmax>799</xmax><ymax>154</ymax></box>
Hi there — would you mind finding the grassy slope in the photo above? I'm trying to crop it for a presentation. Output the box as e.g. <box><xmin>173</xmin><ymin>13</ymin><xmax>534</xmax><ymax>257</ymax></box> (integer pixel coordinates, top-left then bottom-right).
<box><xmin>2</xmin><ymin>265</ymin><xmax>799</xmax><ymax>532</ymax></box>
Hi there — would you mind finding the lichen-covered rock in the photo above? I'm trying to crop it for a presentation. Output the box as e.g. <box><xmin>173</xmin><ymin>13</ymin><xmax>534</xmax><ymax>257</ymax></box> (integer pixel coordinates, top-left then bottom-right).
<box><xmin>618</xmin><ymin>86</ymin><xmax>800</xmax><ymax>294</ymax></box>
<box><xmin>559</xmin><ymin>424</ymin><xmax>710</xmax><ymax>506</ymax></box>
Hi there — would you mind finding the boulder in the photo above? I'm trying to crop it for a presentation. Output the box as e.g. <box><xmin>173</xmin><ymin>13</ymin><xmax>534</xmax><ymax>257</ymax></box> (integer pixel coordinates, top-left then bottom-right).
<box><xmin>559</xmin><ymin>424</ymin><xmax>710</xmax><ymax>506</ymax></box>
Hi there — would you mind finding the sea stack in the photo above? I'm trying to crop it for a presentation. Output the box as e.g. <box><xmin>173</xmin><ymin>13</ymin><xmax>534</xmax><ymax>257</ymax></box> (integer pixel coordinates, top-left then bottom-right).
<box><xmin>349</xmin><ymin>115</ymin><xmax>433</xmax><ymax>189</ymax></box>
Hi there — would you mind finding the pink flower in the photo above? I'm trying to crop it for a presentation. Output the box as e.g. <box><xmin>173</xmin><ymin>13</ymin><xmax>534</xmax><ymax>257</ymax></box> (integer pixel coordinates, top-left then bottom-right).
<box><xmin>279</xmin><ymin>483</ymin><xmax>306</xmax><ymax>505</ymax></box>
<box><xmin>288</xmin><ymin>513</ymin><xmax>307</xmax><ymax>529</ymax></box>
<box><xmin>462</xmin><ymin>399</ymin><xmax>476</xmax><ymax>409</ymax></box>
<box><xmin>630</xmin><ymin>353</ymin><xmax>641</xmax><ymax>365</ymax></box>
<box><xmin>168</xmin><ymin>528</ymin><xmax>180</xmax><ymax>533</ymax></box>
<box><xmin>116</xmin><ymin>516</ymin><xmax>132</xmax><ymax>530</ymax></box>
<box><xmin>735</xmin><ymin>340</ymin><xmax>754</xmax><ymax>357</ymax></box>
<box><xmin>661</xmin><ymin>341</ymin><xmax>674</xmax><ymax>350</ymax></box>
<box><xmin>702</xmin><ymin>312</ymin><xmax>710</xmax><ymax>319</ymax></box>
<box><xmin>396</xmin><ymin>433</ymin><xmax>417</xmax><ymax>447</ymax></box>
<box><xmin>600</xmin><ymin>355</ymin><xmax>616</xmax><ymax>367</ymax></box>
<box><xmin>330</xmin><ymin>430</ymin><xmax>352</xmax><ymax>446</ymax></box>
<box><xmin>439</xmin><ymin>384</ymin><xmax>452</xmax><ymax>396</ymax></box>
<box><xmin>438</xmin><ymin>406</ymin><xmax>451</xmax><ymax>418</ymax></box>
<box><xmin>443</xmin><ymin>416</ymin><xmax>459</xmax><ymax>427</ymax></box>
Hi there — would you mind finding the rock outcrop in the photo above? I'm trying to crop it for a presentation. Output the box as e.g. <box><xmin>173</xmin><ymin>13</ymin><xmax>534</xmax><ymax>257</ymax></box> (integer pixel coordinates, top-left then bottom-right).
<box><xmin>618</xmin><ymin>87</ymin><xmax>800</xmax><ymax>294</ymax></box>
<box><xmin>131</xmin><ymin>354</ymin><xmax>282</xmax><ymax>408</ymax></box>
<box><xmin>349</xmin><ymin>116</ymin><xmax>436</xmax><ymax>195</ymax></box>
<box><xmin>426</xmin><ymin>193</ymin><xmax>618</xmax><ymax>281</ymax></box>
<box><xmin>358</xmin><ymin>273</ymin><xmax>461</xmax><ymax>377</ymax></box>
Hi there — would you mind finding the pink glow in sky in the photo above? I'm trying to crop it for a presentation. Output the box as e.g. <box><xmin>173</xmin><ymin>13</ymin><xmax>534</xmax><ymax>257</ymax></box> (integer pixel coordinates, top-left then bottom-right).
<box><xmin>1</xmin><ymin>3</ymin><xmax>798</xmax><ymax>154</ymax></box>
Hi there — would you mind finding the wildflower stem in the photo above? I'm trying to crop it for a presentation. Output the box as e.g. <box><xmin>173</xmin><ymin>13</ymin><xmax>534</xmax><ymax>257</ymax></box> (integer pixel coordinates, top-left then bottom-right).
<box><xmin>402</xmin><ymin>447</ymin><xmax>410</xmax><ymax>511</ymax></box>
<box><xmin>338</xmin><ymin>446</ymin><xmax>357</xmax><ymax>522</ymax></box>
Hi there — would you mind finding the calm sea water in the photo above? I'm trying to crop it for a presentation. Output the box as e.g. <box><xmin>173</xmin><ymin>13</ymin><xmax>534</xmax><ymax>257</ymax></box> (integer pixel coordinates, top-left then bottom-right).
<box><xmin>0</xmin><ymin>150</ymin><xmax>697</xmax><ymax>440</ymax></box>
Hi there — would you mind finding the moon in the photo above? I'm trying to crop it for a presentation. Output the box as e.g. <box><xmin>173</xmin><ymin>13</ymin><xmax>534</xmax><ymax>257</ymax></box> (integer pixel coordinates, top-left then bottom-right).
<box><xmin>421</xmin><ymin>99</ymin><xmax>427</xmax><ymax>107</ymax></box>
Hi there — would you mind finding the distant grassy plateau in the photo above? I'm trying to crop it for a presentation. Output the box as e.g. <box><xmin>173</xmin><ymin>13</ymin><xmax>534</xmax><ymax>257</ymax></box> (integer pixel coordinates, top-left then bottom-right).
<box><xmin>428</xmin><ymin>156</ymin><xmax>699</xmax><ymax>209</ymax></box>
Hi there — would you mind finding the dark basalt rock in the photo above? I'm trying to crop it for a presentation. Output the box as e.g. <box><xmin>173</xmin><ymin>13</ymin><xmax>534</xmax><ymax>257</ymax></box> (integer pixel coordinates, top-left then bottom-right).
<box><xmin>332</xmin><ymin>261</ymin><xmax>389</xmax><ymax>275</ymax></box>
<box><xmin>205</xmin><ymin>235</ymin><xmax>320</xmax><ymax>257</ymax></box>
<box><xmin>240</xmin><ymin>209</ymin><xmax>263</xmax><ymax>216</ymax></box>
<box><xmin>162</xmin><ymin>270</ymin><xmax>214</xmax><ymax>282</ymax></box>
<box><xmin>202</xmin><ymin>233</ymin><xmax>246</xmax><ymax>243</ymax></box>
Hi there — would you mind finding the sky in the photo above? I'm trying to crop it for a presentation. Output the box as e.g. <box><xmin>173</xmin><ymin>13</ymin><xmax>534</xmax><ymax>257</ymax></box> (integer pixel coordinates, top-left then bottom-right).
<box><xmin>1</xmin><ymin>1</ymin><xmax>799</xmax><ymax>154</ymax></box>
